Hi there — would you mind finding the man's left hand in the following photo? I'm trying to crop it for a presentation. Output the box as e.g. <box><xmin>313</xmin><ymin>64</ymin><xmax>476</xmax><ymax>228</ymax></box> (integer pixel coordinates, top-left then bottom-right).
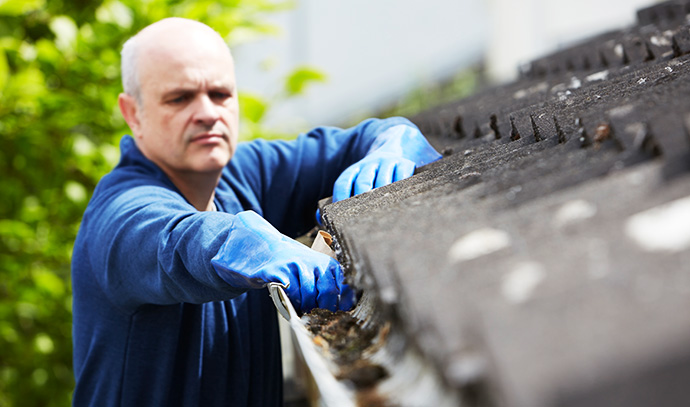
<box><xmin>332</xmin><ymin>124</ymin><xmax>441</xmax><ymax>202</ymax></box>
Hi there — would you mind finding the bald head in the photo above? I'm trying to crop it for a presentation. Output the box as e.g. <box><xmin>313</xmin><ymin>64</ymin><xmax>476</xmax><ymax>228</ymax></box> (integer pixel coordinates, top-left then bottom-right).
<box><xmin>116</xmin><ymin>18</ymin><xmax>240</xmax><ymax>208</ymax></box>
<box><xmin>121</xmin><ymin>18</ymin><xmax>232</xmax><ymax>104</ymax></box>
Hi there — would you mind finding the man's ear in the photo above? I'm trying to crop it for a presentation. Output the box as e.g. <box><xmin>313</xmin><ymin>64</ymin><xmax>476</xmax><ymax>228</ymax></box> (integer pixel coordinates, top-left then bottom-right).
<box><xmin>118</xmin><ymin>93</ymin><xmax>142</xmax><ymax>139</ymax></box>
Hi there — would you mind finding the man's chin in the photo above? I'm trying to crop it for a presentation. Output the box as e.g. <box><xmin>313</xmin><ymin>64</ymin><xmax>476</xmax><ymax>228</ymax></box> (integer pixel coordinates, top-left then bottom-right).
<box><xmin>196</xmin><ymin>150</ymin><xmax>232</xmax><ymax>172</ymax></box>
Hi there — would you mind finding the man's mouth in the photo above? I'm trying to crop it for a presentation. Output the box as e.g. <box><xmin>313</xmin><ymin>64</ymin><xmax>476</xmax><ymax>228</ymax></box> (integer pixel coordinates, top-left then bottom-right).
<box><xmin>190</xmin><ymin>132</ymin><xmax>226</xmax><ymax>144</ymax></box>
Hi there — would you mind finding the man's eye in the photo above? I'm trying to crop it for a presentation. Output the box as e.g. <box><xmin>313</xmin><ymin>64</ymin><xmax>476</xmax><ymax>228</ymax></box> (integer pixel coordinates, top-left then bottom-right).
<box><xmin>168</xmin><ymin>94</ymin><xmax>191</xmax><ymax>104</ymax></box>
<box><xmin>210</xmin><ymin>91</ymin><xmax>231</xmax><ymax>100</ymax></box>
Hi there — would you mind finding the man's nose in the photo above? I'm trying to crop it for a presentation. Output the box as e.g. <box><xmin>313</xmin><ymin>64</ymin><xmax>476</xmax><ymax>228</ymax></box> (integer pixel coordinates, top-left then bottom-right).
<box><xmin>192</xmin><ymin>95</ymin><xmax>221</xmax><ymax>125</ymax></box>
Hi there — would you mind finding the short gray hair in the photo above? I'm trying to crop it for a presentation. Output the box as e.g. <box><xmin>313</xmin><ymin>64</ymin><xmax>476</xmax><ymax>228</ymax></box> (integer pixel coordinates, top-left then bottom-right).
<box><xmin>121</xmin><ymin>35</ymin><xmax>141</xmax><ymax>104</ymax></box>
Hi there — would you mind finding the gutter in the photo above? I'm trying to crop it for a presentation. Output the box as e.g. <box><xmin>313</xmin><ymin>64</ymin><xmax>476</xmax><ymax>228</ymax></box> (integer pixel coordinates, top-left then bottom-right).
<box><xmin>270</xmin><ymin>232</ymin><xmax>461</xmax><ymax>407</ymax></box>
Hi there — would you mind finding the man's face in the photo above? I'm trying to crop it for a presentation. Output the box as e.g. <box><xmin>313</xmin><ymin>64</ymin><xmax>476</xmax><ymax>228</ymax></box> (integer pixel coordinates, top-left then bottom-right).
<box><xmin>128</xmin><ymin>36</ymin><xmax>239</xmax><ymax>179</ymax></box>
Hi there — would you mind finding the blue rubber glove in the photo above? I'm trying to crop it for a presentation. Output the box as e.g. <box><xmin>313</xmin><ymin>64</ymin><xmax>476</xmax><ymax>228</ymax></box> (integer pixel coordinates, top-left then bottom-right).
<box><xmin>332</xmin><ymin>124</ymin><xmax>441</xmax><ymax>202</ymax></box>
<box><xmin>211</xmin><ymin>211</ymin><xmax>355</xmax><ymax>313</ymax></box>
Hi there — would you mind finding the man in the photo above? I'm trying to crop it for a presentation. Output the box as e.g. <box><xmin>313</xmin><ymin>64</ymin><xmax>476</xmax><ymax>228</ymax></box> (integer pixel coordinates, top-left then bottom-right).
<box><xmin>72</xmin><ymin>18</ymin><xmax>441</xmax><ymax>406</ymax></box>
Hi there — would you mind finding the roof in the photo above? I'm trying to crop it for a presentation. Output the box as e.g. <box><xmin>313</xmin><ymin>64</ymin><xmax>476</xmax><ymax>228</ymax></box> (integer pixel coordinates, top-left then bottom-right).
<box><xmin>319</xmin><ymin>1</ymin><xmax>690</xmax><ymax>405</ymax></box>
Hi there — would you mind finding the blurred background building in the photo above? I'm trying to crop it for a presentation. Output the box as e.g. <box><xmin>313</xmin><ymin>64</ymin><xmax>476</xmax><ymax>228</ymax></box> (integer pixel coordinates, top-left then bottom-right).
<box><xmin>233</xmin><ymin>0</ymin><xmax>659</xmax><ymax>131</ymax></box>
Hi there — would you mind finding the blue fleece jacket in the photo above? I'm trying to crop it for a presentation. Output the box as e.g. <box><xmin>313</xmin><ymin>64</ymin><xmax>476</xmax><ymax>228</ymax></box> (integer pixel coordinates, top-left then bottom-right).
<box><xmin>71</xmin><ymin>117</ymin><xmax>413</xmax><ymax>407</ymax></box>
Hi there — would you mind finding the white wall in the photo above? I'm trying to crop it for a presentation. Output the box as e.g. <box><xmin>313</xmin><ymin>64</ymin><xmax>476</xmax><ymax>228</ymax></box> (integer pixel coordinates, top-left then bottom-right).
<box><xmin>233</xmin><ymin>0</ymin><xmax>488</xmax><ymax>131</ymax></box>
<box><xmin>485</xmin><ymin>0</ymin><xmax>662</xmax><ymax>82</ymax></box>
<box><xmin>233</xmin><ymin>0</ymin><xmax>662</xmax><ymax>131</ymax></box>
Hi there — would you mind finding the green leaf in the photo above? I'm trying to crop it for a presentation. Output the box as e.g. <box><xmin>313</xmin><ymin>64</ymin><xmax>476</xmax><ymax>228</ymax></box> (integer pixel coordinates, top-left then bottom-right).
<box><xmin>5</xmin><ymin>66</ymin><xmax>46</xmax><ymax>108</ymax></box>
<box><xmin>0</xmin><ymin>323</ymin><xmax>18</xmax><ymax>343</ymax></box>
<box><xmin>225</xmin><ymin>24</ymin><xmax>281</xmax><ymax>46</ymax></box>
<box><xmin>284</xmin><ymin>66</ymin><xmax>327</xmax><ymax>96</ymax></box>
<box><xmin>0</xmin><ymin>0</ymin><xmax>44</xmax><ymax>15</ymax></box>
<box><xmin>0</xmin><ymin>49</ymin><xmax>7</xmax><ymax>94</ymax></box>
<box><xmin>0</xmin><ymin>219</ymin><xmax>34</xmax><ymax>241</ymax></box>
<box><xmin>35</xmin><ymin>38</ymin><xmax>61</xmax><ymax>65</ymax></box>
<box><xmin>100</xmin><ymin>143</ymin><xmax>121</xmax><ymax>167</ymax></box>
<box><xmin>0</xmin><ymin>37</ymin><xmax>20</xmax><ymax>49</ymax></box>
<box><xmin>33</xmin><ymin>269</ymin><xmax>66</xmax><ymax>297</ymax></box>
<box><xmin>238</xmin><ymin>92</ymin><xmax>267</xmax><ymax>123</ymax></box>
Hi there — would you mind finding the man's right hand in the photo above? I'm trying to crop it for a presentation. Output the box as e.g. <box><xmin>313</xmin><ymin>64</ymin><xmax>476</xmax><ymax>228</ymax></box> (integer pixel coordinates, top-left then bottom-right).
<box><xmin>211</xmin><ymin>211</ymin><xmax>355</xmax><ymax>313</ymax></box>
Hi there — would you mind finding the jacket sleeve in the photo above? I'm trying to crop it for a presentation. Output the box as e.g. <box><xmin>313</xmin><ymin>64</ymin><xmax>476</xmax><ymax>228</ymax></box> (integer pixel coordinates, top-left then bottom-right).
<box><xmin>227</xmin><ymin>117</ymin><xmax>417</xmax><ymax>237</ymax></box>
<box><xmin>75</xmin><ymin>175</ymin><xmax>248</xmax><ymax>312</ymax></box>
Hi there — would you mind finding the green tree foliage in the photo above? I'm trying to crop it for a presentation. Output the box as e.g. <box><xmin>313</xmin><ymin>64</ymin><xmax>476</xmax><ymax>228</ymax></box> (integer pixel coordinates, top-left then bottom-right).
<box><xmin>0</xmin><ymin>1</ymin><xmax>328</xmax><ymax>405</ymax></box>
<box><xmin>284</xmin><ymin>66</ymin><xmax>326</xmax><ymax>97</ymax></box>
